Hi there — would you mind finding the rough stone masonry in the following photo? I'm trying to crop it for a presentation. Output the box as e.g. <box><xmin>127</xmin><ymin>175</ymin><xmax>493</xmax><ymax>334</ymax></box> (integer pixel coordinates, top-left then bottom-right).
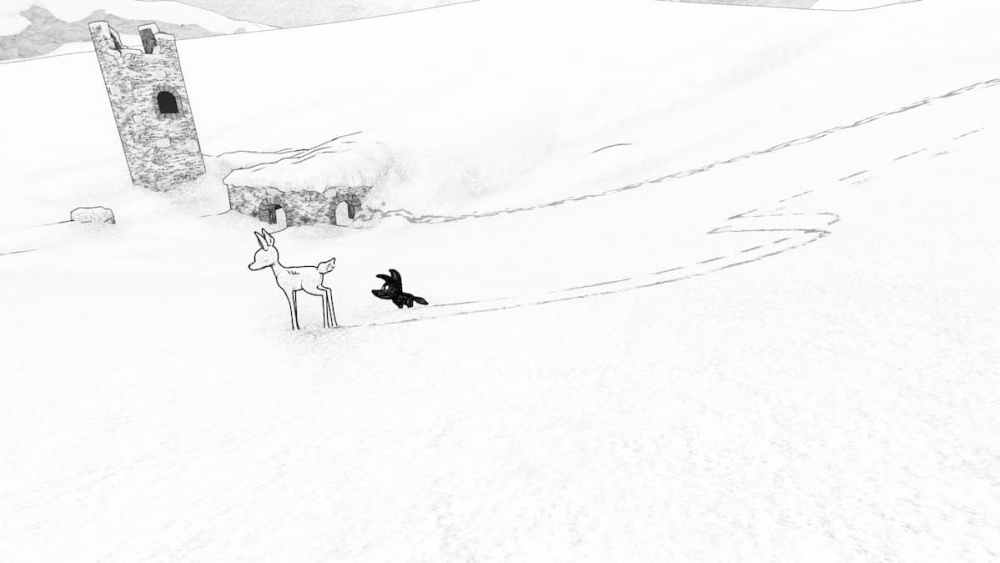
<box><xmin>89</xmin><ymin>22</ymin><xmax>206</xmax><ymax>191</ymax></box>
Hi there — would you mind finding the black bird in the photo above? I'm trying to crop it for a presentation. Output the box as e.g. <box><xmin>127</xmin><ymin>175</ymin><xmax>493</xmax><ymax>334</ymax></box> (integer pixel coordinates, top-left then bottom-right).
<box><xmin>372</xmin><ymin>269</ymin><xmax>428</xmax><ymax>308</ymax></box>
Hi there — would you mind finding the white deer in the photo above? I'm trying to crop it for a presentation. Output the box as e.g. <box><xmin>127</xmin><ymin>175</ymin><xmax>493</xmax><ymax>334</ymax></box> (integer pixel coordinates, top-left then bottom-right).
<box><xmin>248</xmin><ymin>228</ymin><xmax>338</xmax><ymax>330</ymax></box>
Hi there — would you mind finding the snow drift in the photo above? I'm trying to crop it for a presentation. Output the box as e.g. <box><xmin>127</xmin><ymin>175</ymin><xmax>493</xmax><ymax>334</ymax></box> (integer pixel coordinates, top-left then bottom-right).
<box><xmin>223</xmin><ymin>133</ymin><xmax>396</xmax><ymax>193</ymax></box>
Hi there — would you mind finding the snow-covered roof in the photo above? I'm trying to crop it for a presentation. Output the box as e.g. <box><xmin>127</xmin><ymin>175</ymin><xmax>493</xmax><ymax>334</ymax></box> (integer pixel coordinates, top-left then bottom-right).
<box><xmin>222</xmin><ymin>132</ymin><xmax>395</xmax><ymax>192</ymax></box>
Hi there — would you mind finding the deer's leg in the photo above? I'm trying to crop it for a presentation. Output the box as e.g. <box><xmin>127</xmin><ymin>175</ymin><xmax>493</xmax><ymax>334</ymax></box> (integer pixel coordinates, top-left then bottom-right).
<box><xmin>282</xmin><ymin>290</ymin><xmax>297</xmax><ymax>330</ymax></box>
<box><xmin>322</xmin><ymin>285</ymin><xmax>338</xmax><ymax>327</ymax></box>
<box><xmin>305</xmin><ymin>285</ymin><xmax>330</xmax><ymax>328</ymax></box>
<box><xmin>319</xmin><ymin>290</ymin><xmax>330</xmax><ymax>328</ymax></box>
<box><xmin>315</xmin><ymin>286</ymin><xmax>329</xmax><ymax>328</ymax></box>
<box><xmin>324</xmin><ymin>288</ymin><xmax>333</xmax><ymax>328</ymax></box>
<box><xmin>291</xmin><ymin>290</ymin><xmax>301</xmax><ymax>330</ymax></box>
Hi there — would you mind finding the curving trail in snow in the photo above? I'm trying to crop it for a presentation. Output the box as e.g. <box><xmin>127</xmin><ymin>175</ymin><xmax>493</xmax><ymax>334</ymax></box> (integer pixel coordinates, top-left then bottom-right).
<box><xmin>344</xmin><ymin>207</ymin><xmax>838</xmax><ymax>329</ymax></box>
<box><xmin>360</xmin><ymin>75</ymin><xmax>1000</xmax><ymax>226</ymax></box>
<box><xmin>327</xmin><ymin>116</ymin><xmax>986</xmax><ymax>329</ymax></box>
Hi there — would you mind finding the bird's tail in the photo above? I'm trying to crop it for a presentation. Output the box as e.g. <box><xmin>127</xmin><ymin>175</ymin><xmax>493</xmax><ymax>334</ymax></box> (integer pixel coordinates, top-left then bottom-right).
<box><xmin>413</xmin><ymin>296</ymin><xmax>428</xmax><ymax>306</ymax></box>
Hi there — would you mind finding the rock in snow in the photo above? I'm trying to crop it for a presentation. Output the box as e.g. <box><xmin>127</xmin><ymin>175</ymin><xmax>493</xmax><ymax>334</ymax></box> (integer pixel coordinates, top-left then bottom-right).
<box><xmin>70</xmin><ymin>206</ymin><xmax>115</xmax><ymax>224</ymax></box>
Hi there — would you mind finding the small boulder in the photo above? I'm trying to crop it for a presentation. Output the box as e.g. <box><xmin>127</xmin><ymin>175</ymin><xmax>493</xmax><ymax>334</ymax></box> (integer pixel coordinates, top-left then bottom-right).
<box><xmin>70</xmin><ymin>206</ymin><xmax>116</xmax><ymax>225</ymax></box>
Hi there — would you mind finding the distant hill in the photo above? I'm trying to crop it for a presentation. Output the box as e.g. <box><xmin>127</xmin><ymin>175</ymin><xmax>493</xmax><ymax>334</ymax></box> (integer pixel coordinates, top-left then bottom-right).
<box><xmin>145</xmin><ymin>0</ymin><xmax>465</xmax><ymax>29</ymax></box>
<box><xmin>671</xmin><ymin>0</ymin><xmax>818</xmax><ymax>7</ymax></box>
<box><xmin>0</xmin><ymin>2</ymin><xmax>269</xmax><ymax>61</ymax></box>
<box><xmin>666</xmin><ymin>0</ymin><xmax>918</xmax><ymax>9</ymax></box>
<box><xmin>0</xmin><ymin>1</ymin><xmax>469</xmax><ymax>62</ymax></box>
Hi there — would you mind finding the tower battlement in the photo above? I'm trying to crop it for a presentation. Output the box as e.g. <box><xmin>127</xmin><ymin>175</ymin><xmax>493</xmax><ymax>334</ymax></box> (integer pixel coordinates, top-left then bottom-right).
<box><xmin>89</xmin><ymin>21</ymin><xmax>205</xmax><ymax>191</ymax></box>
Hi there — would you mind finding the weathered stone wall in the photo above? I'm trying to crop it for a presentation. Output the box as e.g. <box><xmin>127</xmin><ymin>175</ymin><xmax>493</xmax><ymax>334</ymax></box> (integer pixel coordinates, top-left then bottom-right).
<box><xmin>89</xmin><ymin>22</ymin><xmax>206</xmax><ymax>191</ymax></box>
<box><xmin>227</xmin><ymin>185</ymin><xmax>371</xmax><ymax>227</ymax></box>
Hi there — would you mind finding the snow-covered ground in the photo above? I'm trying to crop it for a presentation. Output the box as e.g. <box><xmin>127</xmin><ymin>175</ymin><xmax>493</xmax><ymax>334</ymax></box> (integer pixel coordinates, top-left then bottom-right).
<box><xmin>1</xmin><ymin>0</ymin><xmax>999</xmax><ymax>560</ymax></box>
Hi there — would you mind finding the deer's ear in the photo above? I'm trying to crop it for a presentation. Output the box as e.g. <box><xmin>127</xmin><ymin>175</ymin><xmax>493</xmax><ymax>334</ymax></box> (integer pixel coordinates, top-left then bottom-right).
<box><xmin>254</xmin><ymin>231</ymin><xmax>268</xmax><ymax>249</ymax></box>
<box><xmin>262</xmin><ymin>228</ymin><xmax>275</xmax><ymax>247</ymax></box>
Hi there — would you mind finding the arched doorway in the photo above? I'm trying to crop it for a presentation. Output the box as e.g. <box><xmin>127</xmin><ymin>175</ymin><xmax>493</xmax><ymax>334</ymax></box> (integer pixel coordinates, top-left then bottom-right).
<box><xmin>334</xmin><ymin>201</ymin><xmax>353</xmax><ymax>226</ymax></box>
<box><xmin>258</xmin><ymin>203</ymin><xmax>287</xmax><ymax>230</ymax></box>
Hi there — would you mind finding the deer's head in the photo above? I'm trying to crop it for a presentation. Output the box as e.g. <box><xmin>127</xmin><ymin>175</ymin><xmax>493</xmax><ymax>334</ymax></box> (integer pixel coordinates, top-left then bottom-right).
<box><xmin>248</xmin><ymin>228</ymin><xmax>279</xmax><ymax>271</ymax></box>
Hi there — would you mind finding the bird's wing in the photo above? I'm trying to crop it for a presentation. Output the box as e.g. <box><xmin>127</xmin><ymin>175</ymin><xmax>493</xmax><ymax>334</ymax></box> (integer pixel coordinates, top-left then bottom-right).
<box><xmin>389</xmin><ymin>269</ymin><xmax>402</xmax><ymax>286</ymax></box>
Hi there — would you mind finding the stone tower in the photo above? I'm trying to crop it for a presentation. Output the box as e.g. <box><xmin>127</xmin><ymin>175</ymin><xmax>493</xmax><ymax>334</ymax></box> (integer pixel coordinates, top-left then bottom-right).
<box><xmin>89</xmin><ymin>22</ymin><xmax>206</xmax><ymax>191</ymax></box>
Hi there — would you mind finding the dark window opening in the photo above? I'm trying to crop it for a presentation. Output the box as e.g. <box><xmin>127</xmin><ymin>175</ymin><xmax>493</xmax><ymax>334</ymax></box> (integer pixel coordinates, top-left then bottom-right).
<box><xmin>157</xmin><ymin>91</ymin><xmax>179</xmax><ymax>114</ymax></box>
<box><xmin>139</xmin><ymin>28</ymin><xmax>157</xmax><ymax>54</ymax></box>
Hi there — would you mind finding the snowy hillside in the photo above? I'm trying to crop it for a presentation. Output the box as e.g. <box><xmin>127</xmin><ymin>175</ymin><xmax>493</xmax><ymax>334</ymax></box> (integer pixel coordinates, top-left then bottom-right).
<box><xmin>4</xmin><ymin>0</ymin><xmax>997</xmax><ymax>224</ymax></box>
<box><xmin>1</xmin><ymin>0</ymin><xmax>999</xmax><ymax>560</ymax></box>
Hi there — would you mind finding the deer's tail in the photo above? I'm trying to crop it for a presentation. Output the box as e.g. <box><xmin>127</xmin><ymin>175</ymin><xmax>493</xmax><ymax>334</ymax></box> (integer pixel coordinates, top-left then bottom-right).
<box><xmin>317</xmin><ymin>257</ymin><xmax>337</xmax><ymax>274</ymax></box>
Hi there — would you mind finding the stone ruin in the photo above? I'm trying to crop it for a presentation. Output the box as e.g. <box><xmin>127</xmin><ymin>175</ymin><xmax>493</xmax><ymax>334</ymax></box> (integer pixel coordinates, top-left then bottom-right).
<box><xmin>226</xmin><ymin>185</ymin><xmax>371</xmax><ymax>229</ymax></box>
<box><xmin>90</xmin><ymin>21</ymin><xmax>206</xmax><ymax>191</ymax></box>
<box><xmin>223</xmin><ymin>134</ymin><xmax>392</xmax><ymax>228</ymax></box>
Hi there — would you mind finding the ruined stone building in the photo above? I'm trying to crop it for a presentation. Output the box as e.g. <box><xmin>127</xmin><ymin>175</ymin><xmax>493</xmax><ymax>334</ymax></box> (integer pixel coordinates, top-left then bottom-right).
<box><xmin>89</xmin><ymin>22</ymin><xmax>205</xmax><ymax>191</ymax></box>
